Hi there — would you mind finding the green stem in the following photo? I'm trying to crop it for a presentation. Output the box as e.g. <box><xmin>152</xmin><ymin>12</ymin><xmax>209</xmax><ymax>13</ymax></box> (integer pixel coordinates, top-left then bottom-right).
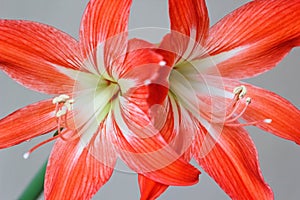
<box><xmin>18</xmin><ymin>160</ymin><xmax>47</xmax><ymax>200</ymax></box>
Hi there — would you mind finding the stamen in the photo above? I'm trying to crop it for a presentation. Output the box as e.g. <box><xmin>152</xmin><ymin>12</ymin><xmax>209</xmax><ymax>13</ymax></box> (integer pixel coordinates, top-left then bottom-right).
<box><xmin>212</xmin><ymin>86</ymin><xmax>249</xmax><ymax>121</ymax></box>
<box><xmin>24</xmin><ymin>95</ymin><xmax>80</xmax><ymax>159</ymax></box>
<box><xmin>233</xmin><ymin>85</ymin><xmax>247</xmax><ymax>99</ymax></box>
<box><xmin>200</xmin><ymin>85</ymin><xmax>272</xmax><ymax>129</ymax></box>
<box><xmin>245</xmin><ymin>97</ymin><xmax>251</xmax><ymax>104</ymax></box>
<box><xmin>52</xmin><ymin>94</ymin><xmax>74</xmax><ymax>139</ymax></box>
<box><xmin>225</xmin><ymin>97</ymin><xmax>252</xmax><ymax>123</ymax></box>
<box><xmin>52</xmin><ymin>94</ymin><xmax>70</xmax><ymax>104</ymax></box>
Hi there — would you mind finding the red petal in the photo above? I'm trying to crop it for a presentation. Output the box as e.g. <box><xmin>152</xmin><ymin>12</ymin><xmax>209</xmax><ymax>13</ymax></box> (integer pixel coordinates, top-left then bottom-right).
<box><xmin>193</xmin><ymin>125</ymin><xmax>273</xmax><ymax>200</ymax></box>
<box><xmin>157</xmin><ymin>34</ymin><xmax>178</xmax><ymax>66</ymax></box>
<box><xmin>118</xmin><ymin>39</ymin><xmax>164</xmax><ymax>78</ymax></box>
<box><xmin>159</xmin><ymin>0</ymin><xmax>209</xmax><ymax>65</ymax></box>
<box><xmin>79</xmin><ymin>0</ymin><xmax>131</xmax><ymax>62</ymax></box>
<box><xmin>138</xmin><ymin>174</ymin><xmax>168</xmax><ymax>200</ymax></box>
<box><xmin>205</xmin><ymin>0</ymin><xmax>300</xmax><ymax>79</ymax></box>
<box><xmin>45</xmin><ymin>132</ymin><xmax>116</xmax><ymax>200</ymax></box>
<box><xmin>111</xmin><ymin>97</ymin><xmax>200</xmax><ymax>185</ymax></box>
<box><xmin>120</xmin><ymin>39</ymin><xmax>170</xmax><ymax>112</ymax></box>
<box><xmin>0</xmin><ymin>20</ymin><xmax>80</xmax><ymax>94</ymax></box>
<box><xmin>0</xmin><ymin>100</ymin><xmax>57</xmax><ymax>148</ymax></box>
<box><xmin>169</xmin><ymin>0</ymin><xmax>209</xmax><ymax>45</ymax></box>
<box><xmin>239</xmin><ymin>83</ymin><xmax>300</xmax><ymax>144</ymax></box>
<box><xmin>137</xmin><ymin>99</ymin><xmax>194</xmax><ymax>200</ymax></box>
<box><xmin>138</xmin><ymin>97</ymin><xmax>197</xmax><ymax>200</ymax></box>
<box><xmin>219</xmin><ymin>78</ymin><xmax>300</xmax><ymax>144</ymax></box>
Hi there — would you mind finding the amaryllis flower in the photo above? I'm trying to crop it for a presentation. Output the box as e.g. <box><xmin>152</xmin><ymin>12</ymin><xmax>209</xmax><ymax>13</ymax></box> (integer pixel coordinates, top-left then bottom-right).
<box><xmin>139</xmin><ymin>0</ymin><xmax>300</xmax><ymax>199</ymax></box>
<box><xmin>0</xmin><ymin>0</ymin><xmax>200</xmax><ymax>199</ymax></box>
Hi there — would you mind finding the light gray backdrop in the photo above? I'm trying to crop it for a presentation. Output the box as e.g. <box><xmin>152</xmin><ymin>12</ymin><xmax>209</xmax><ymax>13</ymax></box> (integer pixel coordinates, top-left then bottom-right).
<box><xmin>0</xmin><ymin>0</ymin><xmax>299</xmax><ymax>199</ymax></box>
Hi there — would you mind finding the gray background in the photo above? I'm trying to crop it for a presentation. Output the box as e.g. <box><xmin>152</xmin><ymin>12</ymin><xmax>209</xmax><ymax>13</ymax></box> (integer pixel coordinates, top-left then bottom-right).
<box><xmin>0</xmin><ymin>0</ymin><xmax>299</xmax><ymax>199</ymax></box>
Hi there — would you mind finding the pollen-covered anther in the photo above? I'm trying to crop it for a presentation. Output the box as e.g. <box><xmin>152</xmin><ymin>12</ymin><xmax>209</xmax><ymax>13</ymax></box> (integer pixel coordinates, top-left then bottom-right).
<box><xmin>64</xmin><ymin>99</ymin><xmax>74</xmax><ymax>111</ymax></box>
<box><xmin>52</xmin><ymin>94</ymin><xmax>70</xmax><ymax>104</ymax></box>
<box><xmin>52</xmin><ymin>94</ymin><xmax>74</xmax><ymax>117</ymax></box>
<box><xmin>245</xmin><ymin>97</ymin><xmax>251</xmax><ymax>104</ymax></box>
<box><xmin>233</xmin><ymin>85</ymin><xmax>247</xmax><ymax>99</ymax></box>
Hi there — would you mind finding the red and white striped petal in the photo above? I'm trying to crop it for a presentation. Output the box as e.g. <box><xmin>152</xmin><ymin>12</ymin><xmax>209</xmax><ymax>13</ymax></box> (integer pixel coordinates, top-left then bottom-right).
<box><xmin>169</xmin><ymin>0</ymin><xmax>208</xmax><ymax>43</ymax></box>
<box><xmin>159</xmin><ymin>0</ymin><xmax>209</xmax><ymax>65</ymax></box>
<box><xmin>204</xmin><ymin>0</ymin><xmax>300</xmax><ymax>79</ymax></box>
<box><xmin>111</xmin><ymin>97</ymin><xmax>200</xmax><ymax>185</ymax></box>
<box><xmin>168</xmin><ymin>0</ymin><xmax>209</xmax><ymax>60</ymax></box>
<box><xmin>0</xmin><ymin>20</ymin><xmax>81</xmax><ymax>94</ymax></box>
<box><xmin>220</xmin><ymin>78</ymin><xmax>300</xmax><ymax>144</ymax></box>
<box><xmin>137</xmin><ymin>99</ymin><xmax>197</xmax><ymax>200</ymax></box>
<box><xmin>79</xmin><ymin>0</ymin><xmax>131</xmax><ymax>71</ymax></box>
<box><xmin>243</xmin><ymin>87</ymin><xmax>300</xmax><ymax>144</ymax></box>
<box><xmin>118</xmin><ymin>39</ymin><xmax>164</xmax><ymax>79</ymax></box>
<box><xmin>45</xmin><ymin>132</ymin><xmax>116</xmax><ymax>200</ymax></box>
<box><xmin>0</xmin><ymin>99</ymin><xmax>57</xmax><ymax>148</ymax></box>
<box><xmin>193</xmin><ymin>125</ymin><xmax>273</xmax><ymax>200</ymax></box>
<box><xmin>241</xmin><ymin>83</ymin><xmax>300</xmax><ymax>144</ymax></box>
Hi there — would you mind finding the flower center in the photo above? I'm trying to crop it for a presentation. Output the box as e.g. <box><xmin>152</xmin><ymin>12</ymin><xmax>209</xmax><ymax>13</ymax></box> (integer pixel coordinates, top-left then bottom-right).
<box><xmin>169</xmin><ymin>62</ymin><xmax>272</xmax><ymax>128</ymax></box>
<box><xmin>23</xmin><ymin>74</ymin><xmax>122</xmax><ymax>159</ymax></box>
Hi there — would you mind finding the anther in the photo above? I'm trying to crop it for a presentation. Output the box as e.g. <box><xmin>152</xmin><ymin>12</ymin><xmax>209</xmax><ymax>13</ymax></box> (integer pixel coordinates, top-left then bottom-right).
<box><xmin>246</xmin><ymin>97</ymin><xmax>251</xmax><ymax>104</ymax></box>
<box><xmin>52</xmin><ymin>94</ymin><xmax>70</xmax><ymax>104</ymax></box>
<box><xmin>233</xmin><ymin>85</ymin><xmax>247</xmax><ymax>99</ymax></box>
<box><xmin>64</xmin><ymin>100</ymin><xmax>74</xmax><ymax>111</ymax></box>
<box><xmin>52</xmin><ymin>94</ymin><xmax>74</xmax><ymax>117</ymax></box>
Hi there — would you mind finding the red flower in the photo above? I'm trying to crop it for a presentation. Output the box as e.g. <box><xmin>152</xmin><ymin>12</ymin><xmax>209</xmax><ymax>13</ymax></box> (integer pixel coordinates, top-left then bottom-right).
<box><xmin>0</xmin><ymin>0</ymin><xmax>200</xmax><ymax>199</ymax></box>
<box><xmin>139</xmin><ymin>0</ymin><xmax>300</xmax><ymax>199</ymax></box>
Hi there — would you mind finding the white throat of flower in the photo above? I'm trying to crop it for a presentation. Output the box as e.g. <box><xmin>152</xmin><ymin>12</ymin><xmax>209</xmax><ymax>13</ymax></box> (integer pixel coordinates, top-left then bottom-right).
<box><xmin>169</xmin><ymin>61</ymin><xmax>272</xmax><ymax>130</ymax></box>
<box><xmin>23</xmin><ymin>68</ymin><xmax>122</xmax><ymax>159</ymax></box>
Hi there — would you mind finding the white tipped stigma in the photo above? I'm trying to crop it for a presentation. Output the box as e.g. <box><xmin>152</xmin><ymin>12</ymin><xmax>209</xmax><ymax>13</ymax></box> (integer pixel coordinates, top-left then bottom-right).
<box><xmin>159</xmin><ymin>60</ymin><xmax>167</xmax><ymax>66</ymax></box>
<box><xmin>23</xmin><ymin>152</ymin><xmax>30</xmax><ymax>159</ymax></box>
<box><xmin>264</xmin><ymin>119</ymin><xmax>272</xmax><ymax>124</ymax></box>
<box><xmin>233</xmin><ymin>85</ymin><xmax>247</xmax><ymax>99</ymax></box>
